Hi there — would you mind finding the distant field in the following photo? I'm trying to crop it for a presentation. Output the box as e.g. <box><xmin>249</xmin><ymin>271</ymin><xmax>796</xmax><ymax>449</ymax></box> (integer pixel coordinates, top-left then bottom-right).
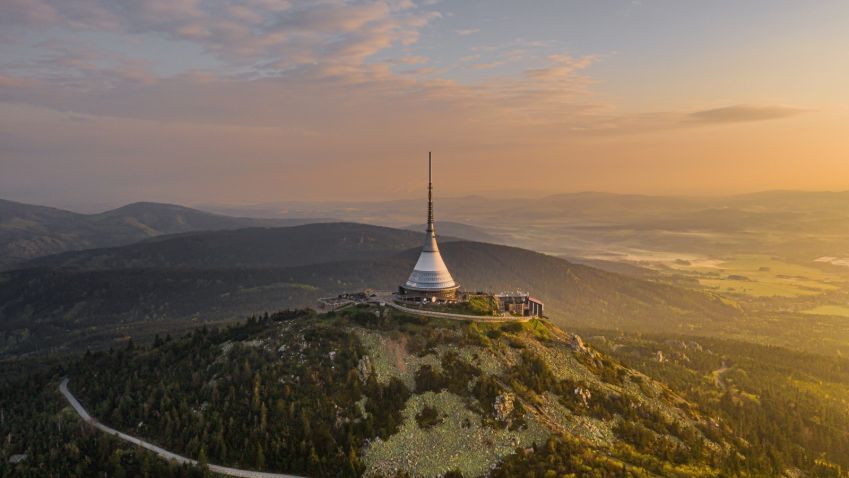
<box><xmin>565</xmin><ymin>249</ymin><xmax>847</xmax><ymax>299</ymax></box>
<box><xmin>815</xmin><ymin>256</ymin><xmax>849</xmax><ymax>268</ymax></box>
<box><xmin>803</xmin><ymin>305</ymin><xmax>849</xmax><ymax>318</ymax></box>
<box><xmin>668</xmin><ymin>255</ymin><xmax>844</xmax><ymax>298</ymax></box>
<box><xmin>698</xmin><ymin>278</ymin><xmax>831</xmax><ymax>297</ymax></box>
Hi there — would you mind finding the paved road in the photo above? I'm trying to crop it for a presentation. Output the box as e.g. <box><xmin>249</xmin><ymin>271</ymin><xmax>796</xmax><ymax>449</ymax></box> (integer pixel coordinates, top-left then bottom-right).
<box><xmin>378</xmin><ymin>300</ymin><xmax>531</xmax><ymax>323</ymax></box>
<box><xmin>59</xmin><ymin>378</ymin><xmax>304</xmax><ymax>478</ymax></box>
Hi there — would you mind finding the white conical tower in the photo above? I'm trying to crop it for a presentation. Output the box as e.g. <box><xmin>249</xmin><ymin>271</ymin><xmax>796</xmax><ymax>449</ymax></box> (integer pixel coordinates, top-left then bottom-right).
<box><xmin>400</xmin><ymin>153</ymin><xmax>459</xmax><ymax>299</ymax></box>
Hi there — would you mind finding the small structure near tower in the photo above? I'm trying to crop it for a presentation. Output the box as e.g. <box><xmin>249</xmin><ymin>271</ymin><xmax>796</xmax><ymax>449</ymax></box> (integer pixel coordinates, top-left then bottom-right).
<box><xmin>398</xmin><ymin>153</ymin><xmax>460</xmax><ymax>301</ymax></box>
<box><xmin>494</xmin><ymin>292</ymin><xmax>544</xmax><ymax>317</ymax></box>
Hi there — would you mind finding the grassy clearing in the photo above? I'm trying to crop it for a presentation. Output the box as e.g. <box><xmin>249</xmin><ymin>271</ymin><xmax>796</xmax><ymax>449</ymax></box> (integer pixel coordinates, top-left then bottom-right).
<box><xmin>350</xmin><ymin>326</ymin><xmax>442</xmax><ymax>388</ymax></box>
<box><xmin>362</xmin><ymin>391</ymin><xmax>549</xmax><ymax>478</ymax></box>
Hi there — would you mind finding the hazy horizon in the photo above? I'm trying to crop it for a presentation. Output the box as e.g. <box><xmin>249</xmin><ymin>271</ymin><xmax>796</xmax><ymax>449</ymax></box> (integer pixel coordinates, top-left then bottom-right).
<box><xmin>5</xmin><ymin>186</ymin><xmax>849</xmax><ymax>216</ymax></box>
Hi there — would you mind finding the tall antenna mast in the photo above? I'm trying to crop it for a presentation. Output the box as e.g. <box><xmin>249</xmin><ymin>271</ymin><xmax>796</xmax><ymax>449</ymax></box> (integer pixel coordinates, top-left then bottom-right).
<box><xmin>427</xmin><ymin>152</ymin><xmax>434</xmax><ymax>235</ymax></box>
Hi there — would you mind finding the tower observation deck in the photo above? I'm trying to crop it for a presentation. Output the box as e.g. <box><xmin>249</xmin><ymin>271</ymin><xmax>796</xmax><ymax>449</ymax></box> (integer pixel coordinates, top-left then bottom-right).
<box><xmin>399</xmin><ymin>153</ymin><xmax>460</xmax><ymax>301</ymax></box>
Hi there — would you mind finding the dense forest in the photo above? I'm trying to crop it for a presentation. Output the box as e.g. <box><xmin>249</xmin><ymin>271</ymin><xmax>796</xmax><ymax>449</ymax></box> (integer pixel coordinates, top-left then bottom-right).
<box><xmin>0</xmin><ymin>362</ymin><xmax>207</xmax><ymax>477</ymax></box>
<box><xmin>2</xmin><ymin>307</ymin><xmax>848</xmax><ymax>476</ymax></box>
<box><xmin>71</xmin><ymin>311</ymin><xmax>411</xmax><ymax>476</ymax></box>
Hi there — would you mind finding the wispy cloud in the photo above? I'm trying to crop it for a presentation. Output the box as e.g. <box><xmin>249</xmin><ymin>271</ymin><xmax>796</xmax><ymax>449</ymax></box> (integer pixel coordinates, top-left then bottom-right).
<box><xmin>0</xmin><ymin>49</ymin><xmax>603</xmax><ymax>130</ymax></box>
<box><xmin>1</xmin><ymin>0</ymin><xmax>439</xmax><ymax>68</ymax></box>
<box><xmin>688</xmin><ymin>105</ymin><xmax>806</xmax><ymax>124</ymax></box>
<box><xmin>471</xmin><ymin>60</ymin><xmax>506</xmax><ymax>70</ymax></box>
<box><xmin>387</xmin><ymin>55</ymin><xmax>431</xmax><ymax>65</ymax></box>
<box><xmin>468</xmin><ymin>49</ymin><xmax>524</xmax><ymax>70</ymax></box>
<box><xmin>455</xmin><ymin>28</ymin><xmax>480</xmax><ymax>36</ymax></box>
<box><xmin>0</xmin><ymin>0</ymin><xmax>624</xmax><ymax>201</ymax></box>
<box><xmin>0</xmin><ymin>0</ymin><xmax>607</xmax><ymax>133</ymax></box>
<box><xmin>525</xmin><ymin>53</ymin><xmax>598</xmax><ymax>80</ymax></box>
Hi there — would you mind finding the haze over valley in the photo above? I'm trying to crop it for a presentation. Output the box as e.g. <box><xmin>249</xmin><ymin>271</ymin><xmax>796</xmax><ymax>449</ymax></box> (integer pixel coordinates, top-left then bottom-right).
<box><xmin>3</xmin><ymin>0</ymin><xmax>849</xmax><ymax>476</ymax></box>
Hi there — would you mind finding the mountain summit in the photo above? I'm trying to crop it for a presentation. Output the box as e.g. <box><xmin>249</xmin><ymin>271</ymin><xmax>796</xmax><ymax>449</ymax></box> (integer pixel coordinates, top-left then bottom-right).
<box><xmin>62</xmin><ymin>305</ymin><xmax>755</xmax><ymax>477</ymax></box>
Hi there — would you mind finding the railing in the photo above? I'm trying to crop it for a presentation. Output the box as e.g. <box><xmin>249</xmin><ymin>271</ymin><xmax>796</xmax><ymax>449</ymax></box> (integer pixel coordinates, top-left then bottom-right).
<box><xmin>378</xmin><ymin>300</ymin><xmax>530</xmax><ymax>323</ymax></box>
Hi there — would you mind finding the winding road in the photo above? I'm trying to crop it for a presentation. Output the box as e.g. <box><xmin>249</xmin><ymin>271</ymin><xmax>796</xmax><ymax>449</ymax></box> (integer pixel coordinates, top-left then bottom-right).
<box><xmin>59</xmin><ymin>378</ymin><xmax>304</xmax><ymax>478</ymax></box>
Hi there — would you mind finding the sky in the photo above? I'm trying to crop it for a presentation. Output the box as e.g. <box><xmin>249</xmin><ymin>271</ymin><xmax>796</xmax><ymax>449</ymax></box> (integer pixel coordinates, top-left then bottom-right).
<box><xmin>1</xmin><ymin>0</ymin><xmax>848</xmax><ymax>210</ymax></box>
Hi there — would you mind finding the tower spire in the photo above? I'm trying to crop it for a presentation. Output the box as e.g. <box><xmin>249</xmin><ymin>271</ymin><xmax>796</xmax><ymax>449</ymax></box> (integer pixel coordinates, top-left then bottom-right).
<box><xmin>400</xmin><ymin>151</ymin><xmax>458</xmax><ymax>299</ymax></box>
<box><xmin>427</xmin><ymin>152</ymin><xmax>434</xmax><ymax>235</ymax></box>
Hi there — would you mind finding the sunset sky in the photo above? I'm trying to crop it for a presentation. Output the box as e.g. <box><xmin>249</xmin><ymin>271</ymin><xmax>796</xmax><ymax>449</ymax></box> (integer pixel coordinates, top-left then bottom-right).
<box><xmin>2</xmin><ymin>0</ymin><xmax>848</xmax><ymax>210</ymax></box>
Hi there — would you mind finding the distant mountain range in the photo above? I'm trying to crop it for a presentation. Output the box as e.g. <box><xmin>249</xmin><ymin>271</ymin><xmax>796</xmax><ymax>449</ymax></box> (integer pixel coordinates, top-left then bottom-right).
<box><xmin>202</xmin><ymin>190</ymin><xmax>849</xmax><ymax>223</ymax></box>
<box><xmin>201</xmin><ymin>190</ymin><xmax>849</xmax><ymax>261</ymax></box>
<box><xmin>6</xmin><ymin>189</ymin><xmax>849</xmax><ymax>270</ymax></box>
<box><xmin>0</xmin><ymin>199</ymin><xmax>326</xmax><ymax>269</ymax></box>
<box><xmin>403</xmin><ymin>221</ymin><xmax>501</xmax><ymax>244</ymax></box>
<box><xmin>0</xmin><ymin>222</ymin><xmax>738</xmax><ymax>357</ymax></box>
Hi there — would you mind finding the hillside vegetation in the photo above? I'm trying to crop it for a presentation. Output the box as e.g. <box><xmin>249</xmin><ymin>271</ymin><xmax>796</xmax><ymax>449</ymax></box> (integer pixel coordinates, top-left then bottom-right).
<box><xmin>0</xmin><ymin>307</ymin><xmax>776</xmax><ymax>477</ymax></box>
<box><xmin>5</xmin><ymin>307</ymin><xmax>847</xmax><ymax>477</ymax></box>
<box><xmin>583</xmin><ymin>329</ymin><xmax>849</xmax><ymax>475</ymax></box>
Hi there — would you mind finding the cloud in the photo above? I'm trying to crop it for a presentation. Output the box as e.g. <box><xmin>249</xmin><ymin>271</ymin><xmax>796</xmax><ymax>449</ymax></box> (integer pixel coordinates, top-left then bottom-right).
<box><xmin>0</xmin><ymin>48</ymin><xmax>603</xmax><ymax>131</ymax></box>
<box><xmin>0</xmin><ymin>1</ymin><xmax>618</xmax><ymax>180</ymax></box>
<box><xmin>1</xmin><ymin>0</ymin><xmax>439</xmax><ymax>67</ymax></box>
<box><xmin>455</xmin><ymin>28</ymin><xmax>480</xmax><ymax>36</ymax></box>
<box><xmin>471</xmin><ymin>60</ymin><xmax>506</xmax><ymax>70</ymax></box>
<box><xmin>388</xmin><ymin>55</ymin><xmax>430</xmax><ymax>65</ymax></box>
<box><xmin>688</xmin><ymin>105</ymin><xmax>806</xmax><ymax>124</ymax></box>
<box><xmin>525</xmin><ymin>53</ymin><xmax>598</xmax><ymax>80</ymax></box>
<box><xmin>468</xmin><ymin>48</ymin><xmax>524</xmax><ymax>70</ymax></box>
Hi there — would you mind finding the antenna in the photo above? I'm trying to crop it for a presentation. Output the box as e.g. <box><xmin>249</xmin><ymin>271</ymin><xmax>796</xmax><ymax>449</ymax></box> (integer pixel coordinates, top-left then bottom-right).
<box><xmin>427</xmin><ymin>152</ymin><xmax>434</xmax><ymax>234</ymax></box>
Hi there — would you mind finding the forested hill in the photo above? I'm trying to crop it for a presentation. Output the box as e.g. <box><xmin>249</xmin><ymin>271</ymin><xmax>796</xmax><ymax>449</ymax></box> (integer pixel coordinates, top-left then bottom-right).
<box><xmin>6</xmin><ymin>307</ymin><xmax>846</xmax><ymax>477</ymax></box>
<box><xmin>22</xmin><ymin>222</ymin><xmax>428</xmax><ymax>270</ymax></box>
<box><xmin>0</xmin><ymin>199</ymin><xmax>322</xmax><ymax>269</ymax></box>
<box><xmin>0</xmin><ymin>307</ymin><xmax>784</xmax><ymax>477</ymax></box>
<box><xmin>0</xmin><ymin>223</ymin><xmax>739</xmax><ymax>357</ymax></box>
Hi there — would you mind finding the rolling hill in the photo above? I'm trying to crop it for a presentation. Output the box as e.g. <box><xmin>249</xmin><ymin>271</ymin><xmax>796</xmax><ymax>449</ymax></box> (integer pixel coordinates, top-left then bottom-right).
<box><xmin>403</xmin><ymin>221</ymin><xmax>502</xmax><ymax>244</ymax></box>
<box><xmin>0</xmin><ymin>199</ymin><xmax>323</xmax><ymax>269</ymax></box>
<box><xmin>0</xmin><ymin>223</ymin><xmax>739</xmax><ymax>357</ymax></box>
<box><xmin>23</xmin><ymin>222</ymin><xmax>428</xmax><ymax>270</ymax></box>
